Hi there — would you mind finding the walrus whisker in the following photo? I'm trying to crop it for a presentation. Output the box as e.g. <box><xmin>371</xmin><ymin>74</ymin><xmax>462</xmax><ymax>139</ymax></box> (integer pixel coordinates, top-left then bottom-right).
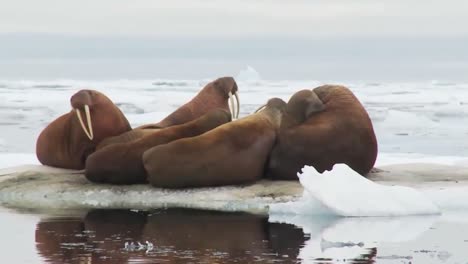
<box><xmin>254</xmin><ymin>104</ymin><xmax>266</xmax><ymax>113</ymax></box>
<box><xmin>234</xmin><ymin>92</ymin><xmax>240</xmax><ymax>118</ymax></box>
<box><xmin>75</xmin><ymin>105</ymin><xmax>93</xmax><ymax>140</ymax></box>
<box><xmin>228</xmin><ymin>91</ymin><xmax>236</xmax><ymax>119</ymax></box>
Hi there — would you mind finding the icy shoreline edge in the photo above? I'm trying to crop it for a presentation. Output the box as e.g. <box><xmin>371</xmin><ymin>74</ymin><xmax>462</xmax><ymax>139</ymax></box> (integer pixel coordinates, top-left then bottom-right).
<box><xmin>0</xmin><ymin>165</ymin><xmax>303</xmax><ymax>213</ymax></box>
<box><xmin>2</xmin><ymin>163</ymin><xmax>468</xmax><ymax>213</ymax></box>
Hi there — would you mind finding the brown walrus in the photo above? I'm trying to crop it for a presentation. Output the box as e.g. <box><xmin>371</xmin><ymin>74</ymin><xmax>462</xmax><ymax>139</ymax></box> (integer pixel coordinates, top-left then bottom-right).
<box><xmin>267</xmin><ymin>85</ymin><xmax>378</xmax><ymax>180</ymax></box>
<box><xmin>85</xmin><ymin>109</ymin><xmax>232</xmax><ymax>184</ymax></box>
<box><xmin>139</xmin><ymin>76</ymin><xmax>240</xmax><ymax>129</ymax></box>
<box><xmin>143</xmin><ymin>98</ymin><xmax>286</xmax><ymax>188</ymax></box>
<box><xmin>36</xmin><ymin>89</ymin><xmax>131</xmax><ymax>170</ymax></box>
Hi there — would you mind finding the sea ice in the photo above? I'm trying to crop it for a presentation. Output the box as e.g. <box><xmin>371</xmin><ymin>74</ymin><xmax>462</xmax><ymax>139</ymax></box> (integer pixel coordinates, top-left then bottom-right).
<box><xmin>271</xmin><ymin>164</ymin><xmax>441</xmax><ymax>217</ymax></box>
<box><xmin>236</xmin><ymin>65</ymin><xmax>261</xmax><ymax>82</ymax></box>
<box><xmin>2</xmin><ymin>152</ymin><xmax>468</xmax><ymax>215</ymax></box>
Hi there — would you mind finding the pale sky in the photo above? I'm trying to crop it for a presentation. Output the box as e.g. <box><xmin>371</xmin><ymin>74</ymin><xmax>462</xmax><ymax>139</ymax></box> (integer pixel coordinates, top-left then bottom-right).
<box><xmin>1</xmin><ymin>0</ymin><xmax>468</xmax><ymax>37</ymax></box>
<box><xmin>1</xmin><ymin>1</ymin><xmax>468</xmax><ymax>80</ymax></box>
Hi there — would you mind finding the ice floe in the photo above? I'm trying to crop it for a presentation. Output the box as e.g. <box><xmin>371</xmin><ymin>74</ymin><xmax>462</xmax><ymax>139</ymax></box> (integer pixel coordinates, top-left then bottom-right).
<box><xmin>270</xmin><ymin>164</ymin><xmax>440</xmax><ymax>217</ymax></box>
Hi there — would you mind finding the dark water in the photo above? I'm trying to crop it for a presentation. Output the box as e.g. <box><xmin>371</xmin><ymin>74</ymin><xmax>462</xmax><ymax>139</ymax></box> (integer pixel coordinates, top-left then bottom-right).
<box><xmin>4</xmin><ymin>206</ymin><xmax>468</xmax><ymax>263</ymax></box>
<box><xmin>0</xmin><ymin>208</ymin><xmax>378</xmax><ymax>264</ymax></box>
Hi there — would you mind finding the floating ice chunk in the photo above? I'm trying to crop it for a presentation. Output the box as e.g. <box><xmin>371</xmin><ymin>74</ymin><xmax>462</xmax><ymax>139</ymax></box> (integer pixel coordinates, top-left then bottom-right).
<box><xmin>269</xmin><ymin>191</ymin><xmax>335</xmax><ymax>216</ymax></box>
<box><xmin>236</xmin><ymin>65</ymin><xmax>261</xmax><ymax>82</ymax></box>
<box><xmin>297</xmin><ymin>164</ymin><xmax>441</xmax><ymax>217</ymax></box>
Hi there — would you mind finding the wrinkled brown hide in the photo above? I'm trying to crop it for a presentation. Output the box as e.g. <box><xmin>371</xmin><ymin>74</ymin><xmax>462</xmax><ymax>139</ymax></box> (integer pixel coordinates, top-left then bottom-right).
<box><xmin>267</xmin><ymin>85</ymin><xmax>378</xmax><ymax>180</ymax></box>
<box><xmin>139</xmin><ymin>76</ymin><xmax>238</xmax><ymax>129</ymax></box>
<box><xmin>85</xmin><ymin>109</ymin><xmax>232</xmax><ymax>184</ymax></box>
<box><xmin>143</xmin><ymin>98</ymin><xmax>286</xmax><ymax>188</ymax></box>
<box><xmin>36</xmin><ymin>90</ymin><xmax>131</xmax><ymax>170</ymax></box>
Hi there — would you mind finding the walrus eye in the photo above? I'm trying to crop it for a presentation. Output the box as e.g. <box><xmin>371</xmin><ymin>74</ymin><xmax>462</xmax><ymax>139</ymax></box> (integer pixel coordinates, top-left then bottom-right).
<box><xmin>75</xmin><ymin>105</ymin><xmax>94</xmax><ymax>140</ymax></box>
<box><xmin>228</xmin><ymin>91</ymin><xmax>240</xmax><ymax>119</ymax></box>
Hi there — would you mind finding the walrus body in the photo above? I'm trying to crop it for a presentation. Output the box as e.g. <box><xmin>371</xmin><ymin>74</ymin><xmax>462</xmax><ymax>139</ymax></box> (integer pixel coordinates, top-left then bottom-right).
<box><xmin>36</xmin><ymin>90</ymin><xmax>131</xmax><ymax>170</ymax></box>
<box><xmin>267</xmin><ymin>85</ymin><xmax>378</xmax><ymax>180</ymax></box>
<box><xmin>85</xmin><ymin>109</ymin><xmax>232</xmax><ymax>184</ymax></box>
<box><xmin>139</xmin><ymin>76</ymin><xmax>240</xmax><ymax>129</ymax></box>
<box><xmin>143</xmin><ymin>98</ymin><xmax>286</xmax><ymax>188</ymax></box>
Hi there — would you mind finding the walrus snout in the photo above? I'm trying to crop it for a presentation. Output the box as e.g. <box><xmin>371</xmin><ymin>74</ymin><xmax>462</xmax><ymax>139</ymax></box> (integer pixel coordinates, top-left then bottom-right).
<box><xmin>70</xmin><ymin>89</ymin><xmax>94</xmax><ymax>108</ymax></box>
<box><xmin>214</xmin><ymin>76</ymin><xmax>238</xmax><ymax>94</ymax></box>
<box><xmin>230</xmin><ymin>80</ymin><xmax>240</xmax><ymax>119</ymax></box>
<box><xmin>71</xmin><ymin>90</ymin><xmax>95</xmax><ymax>140</ymax></box>
<box><xmin>213</xmin><ymin>77</ymin><xmax>240</xmax><ymax>119</ymax></box>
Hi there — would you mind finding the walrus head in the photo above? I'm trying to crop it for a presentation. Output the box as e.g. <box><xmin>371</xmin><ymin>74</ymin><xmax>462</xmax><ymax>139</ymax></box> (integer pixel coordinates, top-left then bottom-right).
<box><xmin>70</xmin><ymin>90</ymin><xmax>130</xmax><ymax>141</ymax></box>
<box><xmin>265</xmin><ymin>97</ymin><xmax>287</xmax><ymax>112</ymax></box>
<box><xmin>213</xmin><ymin>77</ymin><xmax>240</xmax><ymax>119</ymax></box>
<box><xmin>70</xmin><ymin>90</ymin><xmax>97</xmax><ymax>140</ymax></box>
<box><xmin>275</xmin><ymin>89</ymin><xmax>326</xmax><ymax>129</ymax></box>
<box><xmin>287</xmin><ymin>90</ymin><xmax>325</xmax><ymax>122</ymax></box>
<box><xmin>253</xmin><ymin>97</ymin><xmax>287</xmax><ymax>128</ymax></box>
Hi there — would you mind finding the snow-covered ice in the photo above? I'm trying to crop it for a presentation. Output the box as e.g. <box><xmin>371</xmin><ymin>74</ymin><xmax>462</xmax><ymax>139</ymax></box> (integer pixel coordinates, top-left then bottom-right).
<box><xmin>270</xmin><ymin>164</ymin><xmax>440</xmax><ymax>217</ymax></box>
<box><xmin>1</xmin><ymin>152</ymin><xmax>468</xmax><ymax>217</ymax></box>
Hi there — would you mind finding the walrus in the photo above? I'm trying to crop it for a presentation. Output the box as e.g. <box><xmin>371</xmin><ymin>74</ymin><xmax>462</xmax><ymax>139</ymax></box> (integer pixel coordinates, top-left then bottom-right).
<box><xmin>139</xmin><ymin>76</ymin><xmax>240</xmax><ymax>129</ymax></box>
<box><xmin>36</xmin><ymin>89</ymin><xmax>131</xmax><ymax>170</ymax></box>
<box><xmin>85</xmin><ymin>109</ymin><xmax>232</xmax><ymax>184</ymax></box>
<box><xmin>267</xmin><ymin>85</ymin><xmax>378</xmax><ymax>180</ymax></box>
<box><xmin>143</xmin><ymin>98</ymin><xmax>286</xmax><ymax>188</ymax></box>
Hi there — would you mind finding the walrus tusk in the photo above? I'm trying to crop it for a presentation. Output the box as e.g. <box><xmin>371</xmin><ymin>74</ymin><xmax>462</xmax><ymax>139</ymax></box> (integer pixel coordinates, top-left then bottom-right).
<box><xmin>228</xmin><ymin>92</ymin><xmax>236</xmax><ymax>119</ymax></box>
<box><xmin>234</xmin><ymin>92</ymin><xmax>240</xmax><ymax>119</ymax></box>
<box><xmin>254</xmin><ymin>104</ymin><xmax>266</xmax><ymax>113</ymax></box>
<box><xmin>75</xmin><ymin>105</ymin><xmax>94</xmax><ymax>140</ymax></box>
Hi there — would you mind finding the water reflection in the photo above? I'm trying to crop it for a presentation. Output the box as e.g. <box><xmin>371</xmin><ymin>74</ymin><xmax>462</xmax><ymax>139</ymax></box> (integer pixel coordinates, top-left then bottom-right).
<box><xmin>36</xmin><ymin>209</ymin><xmax>307</xmax><ymax>263</ymax></box>
<box><xmin>271</xmin><ymin>213</ymin><xmax>437</xmax><ymax>263</ymax></box>
<box><xmin>35</xmin><ymin>209</ymin><xmax>383</xmax><ymax>263</ymax></box>
<box><xmin>36</xmin><ymin>210</ymin><xmax>147</xmax><ymax>264</ymax></box>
